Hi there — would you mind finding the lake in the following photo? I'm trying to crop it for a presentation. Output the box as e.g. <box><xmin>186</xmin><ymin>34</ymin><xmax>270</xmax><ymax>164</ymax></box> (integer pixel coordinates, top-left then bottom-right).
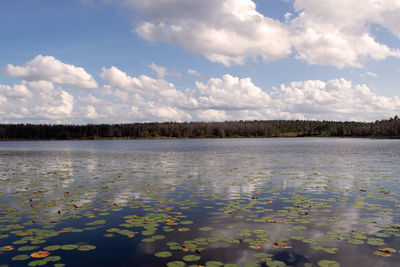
<box><xmin>0</xmin><ymin>138</ymin><xmax>399</xmax><ymax>267</ymax></box>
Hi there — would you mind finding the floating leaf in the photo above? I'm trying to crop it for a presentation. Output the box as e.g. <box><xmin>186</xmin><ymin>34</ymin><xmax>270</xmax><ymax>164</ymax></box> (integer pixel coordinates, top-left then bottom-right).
<box><xmin>367</xmin><ymin>238</ymin><xmax>385</xmax><ymax>246</ymax></box>
<box><xmin>182</xmin><ymin>255</ymin><xmax>201</xmax><ymax>262</ymax></box>
<box><xmin>18</xmin><ymin>246</ymin><xmax>38</xmax><ymax>252</ymax></box>
<box><xmin>167</xmin><ymin>261</ymin><xmax>185</xmax><ymax>267</ymax></box>
<box><xmin>253</xmin><ymin>252</ymin><xmax>271</xmax><ymax>259</ymax></box>
<box><xmin>77</xmin><ymin>245</ymin><xmax>96</xmax><ymax>251</ymax></box>
<box><xmin>42</xmin><ymin>245</ymin><xmax>61</xmax><ymax>251</ymax></box>
<box><xmin>12</xmin><ymin>254</ymin><xmax>30</xmax><ymax>261</ymax></box>
<box><xmin>45</xmin><ymin>256</ymin><xmax>61</xmax><ymax>262</ymax></box>
<box><xmin>61</xmin><ymin>244</ymin><xmax>78</xmax><ymax>250</ymax></box>
<box><xmin>318</xmin><ymin>260</ymin><xmax>340</xmax><ymax>267</ymax></box>
<box><xmin>180</xmin><ymin>221</ymin><xmax>194</xmax><ymax>225</ymax></box>
<box><xmin>0</xmin><ymin>245</ymin><xmax>14</xmax><ymax>251</ymax></box>
<box><xmin>273</xmin><ymin>242</ymin><xmax>292</xmax><ymax>249</ymax></box>
<box><xmin>206</xmin><ymin>261</ymin><xmax>224</xmax><ymax>267</ymax></box>
<box><xmin>199</xmin><ymin>227</ymin><xmax>213</xmax><ymax>231</ymax></box>
<box><xmin>155</xmin><ymin>251</ymin><xmax>172</xmax><ymax>258</ymax></box>
<box><xmin>27</xmin><ymin>260</ymin><xmax>47</xmax><ymax>266</ymax></box>
<box><xmin>30</xmin><ymin>251</ymin><xmax>50</xmax><ymax>258</ymax></box>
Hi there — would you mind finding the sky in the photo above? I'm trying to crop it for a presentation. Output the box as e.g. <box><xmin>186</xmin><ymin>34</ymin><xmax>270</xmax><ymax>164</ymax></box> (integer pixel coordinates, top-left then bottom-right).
<box><xmin>0</xmin><ymin>0</ymin><xmax>400</xmax><ymax>124</ymax></box>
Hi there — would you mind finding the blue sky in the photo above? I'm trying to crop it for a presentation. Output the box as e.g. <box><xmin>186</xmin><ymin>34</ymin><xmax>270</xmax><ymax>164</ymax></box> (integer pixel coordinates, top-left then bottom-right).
<box><xmin>1</xmin><ymin>0</ymin><xmax>400</xmax><ymax>123</ymax></box>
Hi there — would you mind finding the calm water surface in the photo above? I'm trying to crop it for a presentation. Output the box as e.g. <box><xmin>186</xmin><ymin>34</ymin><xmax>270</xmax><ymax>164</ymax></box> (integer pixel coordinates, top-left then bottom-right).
<box><xmin>0</xmin><ymin>138</ymin><xmax>399</xmax><ymax>267</ymax></box>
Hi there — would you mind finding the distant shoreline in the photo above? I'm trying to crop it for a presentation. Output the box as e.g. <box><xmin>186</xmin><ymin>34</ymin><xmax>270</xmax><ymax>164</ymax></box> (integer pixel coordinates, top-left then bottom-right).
<box><xmin>1</xmin><ymin>118</ymin><xmax>399</xmax><ymax>141</ymax></box>
<box><xmin>1</xmin><ymin>135</ymin><xmax>400</xmax><ymax>141</ymax></box>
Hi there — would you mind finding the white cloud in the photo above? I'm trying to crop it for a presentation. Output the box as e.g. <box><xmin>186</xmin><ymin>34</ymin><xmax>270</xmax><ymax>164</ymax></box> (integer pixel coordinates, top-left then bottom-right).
<box><xmin>271</xmin><ymin>78</ymin><xmax>400</xmax><ymax>121</ymax></box>
<box><xmin>1</xmin><ymin>57</ymin><xmax>400</xmax><ymax>123</ymax></box>
<box><xmin>96</xmin><ymin>66</ymin><xmax>195</xmax><ymax>122</ymax></box>
<box><xmin>363</xmin><ymin>72</ymin><xmax>379</xmax><ymax>78</ymax></box>
<box><xmin>188</xmin><ymin>69</ymin><xmax>207</xmax><ymax>80</ymax></box>
<box><xmin>4</xmin><ymin>55</ymin><xmax>98</xmax><ymax>89</ymax></box>
<box><xmin>195</xmin><ymin>74</ymin><xmax>271</xmax><ymax>110</ymax></box>
<box><xmin>149</xmin><ymin>62</ymin><xmax>181</xmax><ymax>79</ymax></box>
<box><xmin>0</xmin><ymin>81</ymin><xmax>74</xmax><ymax>122</ymax></box>
<box><xmin>196</xmin><ymin>109</ymin><xmax>228</xmax><ymax>122</ymax></box>
<box><xmin>149</xmin><ymin>62</ymin><xmax>167</xmax><ymax>78</ymax></box>
<box><xmin>100</xmin><ymin>66</ymin><xmax>196</xmax><ymax>108</ymax></box>
<box><xmin>102</xmin><ymin>0</ymin><xmax>400</xmax><ymax>68</ymax></box>
<box><xmin>125</xmin><ymin>0</ymin><xmax>292</xmax><ymax>66</ymax></box>
<box><xmin>291</xmin><ymin>0</ymin><xmax>400</xmax><ymax>67</ymax></box>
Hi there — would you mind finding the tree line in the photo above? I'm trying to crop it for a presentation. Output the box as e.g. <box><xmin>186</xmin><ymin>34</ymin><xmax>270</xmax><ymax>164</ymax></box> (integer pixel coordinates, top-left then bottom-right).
<box><xmin>0</xmin><ymin>117</ymin><xmax>399</xmax><ymax>140</ymax></box>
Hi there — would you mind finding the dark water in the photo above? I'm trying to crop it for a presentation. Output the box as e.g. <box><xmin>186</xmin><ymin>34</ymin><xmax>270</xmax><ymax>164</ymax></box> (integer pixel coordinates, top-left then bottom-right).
<box><xmin>0</xmin><ymin>138</ymin><xmax>399</xmax><ymax>267</ymax></box>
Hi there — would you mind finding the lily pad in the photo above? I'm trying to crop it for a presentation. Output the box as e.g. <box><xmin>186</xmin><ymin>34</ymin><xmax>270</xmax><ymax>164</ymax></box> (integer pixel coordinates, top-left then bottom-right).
<box><xmin>206</xmin><ymin>261</ymin><xmax>224</xmax><ymax>267</ymax></box>
<box><xmin>167</xmin><ymin>261</ymin><xmax>185</xmax><ymax>267</ymax></box>
<box><xmin>18</xmin><ymin>246</ymin><xmax>38</xmax><ymax>252</ymax></box>
<box><xmin>12</xmin><ymin>254</ymin><xmax>30</xmax><ymax>261</ymax></box>
<box><xmin>28</xmin><ymin>260</ymin><xmax>47</xmax><ymax>266</ymax></box>
<box><xmin>155</xmin><ymin>251</ymin><xmax>172</xmax><ymax>258</ymax></box>
<box><xmin>318</xmin><ymin>260</ymin><xmax>340</xmax><ymax>267</ymax></box>
<box><xmin>61</xmin><ymin>244</ymin><xmax>78</xmax><ymax>250</ymax></box>
<box><xmin>77</xmin><ymin>245</ymin><xmax>96</xmax><ymax>251</ymax></box>
<box><xmin>182</xmin><ymin>254</ymin><xmax>201</xmax><ymax>262</ymax></box>
<box><xmin>30</xmin><ymin>251</ymin><xmax>50</xmax><ymax>258</ymax></box>
<box><xmin>199</xmin><ymin>227</ymin><xmax>213</xmax><ymax>231</ymax></box>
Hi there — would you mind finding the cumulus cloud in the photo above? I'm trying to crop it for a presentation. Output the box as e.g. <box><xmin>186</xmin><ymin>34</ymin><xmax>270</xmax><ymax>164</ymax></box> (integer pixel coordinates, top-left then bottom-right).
<box><xmin>195</xmin><ymin>74</ymin><xmax>271</xmax><ymax>110</ymax></box>
<box><xmin>123</xmin><ymin>0</ymin><xmax>292</xmax><ymax>66</ymax></box>
<box><xmin>95</xmin><ymin>66</ymin><xmax>195</xmax><ymax>122</ymax></box>
<box><xmin>188</xmin><ymin>69</ymin><xmax>207</xmax><ymax>80</ymax></box>
<box><xmin>149</xmin><ymin>62</ymin><xmax>181</xmax><ymax>78</ymax></box>
<box><xmin>291</xmin><ymin>0</ymin><xmax>400</xmax><ymax>67</ymax></box>
<box><xmin>362</xmin><ymin>72</ymin><xmax>379</xmax><ymax>78</ymax></box>
<box><xmin>101</xmin><ymin>0</ymin><xmax>400</xmax><ymax>68</ymax></box>
<box><xmin>1</xmin><ymin>56</ymin><xmax>399</xmax><ymax>123</ymax></box>
<box><xmin>196</xmin><ymin>109</ymin><xmax>228</xmax><ymax>122</ymax></box>
<box><xmin>148</xmin><ymin>62</ymin><xmax>167</xmax><ymax>78</ymax></box>
<box><xmin>0</xmin><ymin>81</ymin><xmax>73</xmax><ymax>122</ymax></box>
<box><xmin>4</xmin><ymin>55</ymin><xmax>98</xmax><ymax>89</ymax></box>
<box><xmin>100</xmin><ymin>66</ymin><xmax>196</xmax><ymax>108</ymax></box>
<box><xmin>271</xmin><ymin>78</ymin><xmax>400</xmax><ymax>121</ymax></box>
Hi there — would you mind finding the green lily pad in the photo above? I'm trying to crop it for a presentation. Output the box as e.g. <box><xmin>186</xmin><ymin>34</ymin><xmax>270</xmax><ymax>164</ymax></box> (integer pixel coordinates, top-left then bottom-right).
<box><xmin>347</xmin><ymin>239</ymin><xmax>364</xmax><ymax>245</ymax></box>
<box><xmin>180</xmin><ymin>221</ymin><xmax>194</xmax><ymax>225</ymax></box>
<box><xmin>206</xmin><ymin>261</ymin><xmax>224</xmax><ymax>267</ymax></box>
<box><xmin>155</xmin><ymin>251</ymin><xmax>172</xmax><ymax>258</ymax></box>
<box><xmin>318</xmin><ymin>260</ymin><xmax>340</xmax><ymax>267</ymax></box>
<box><xmin>367</xmin><ymin>238</ymin><xmax>385</xmax><ymax>246</ymax></box>
<box><xmin>182</xmin><ymin>255</ymin><xmax>201</xmax><ymax>262</ymax></box>
<box><xmin>28</xmin><ymin>260</ymin><xmax>47</xmax><ymax>266</ymax></box>
<box><xmin>45</xmin><ymin>256</ymin><xmax>61</xmax><ymax>262</ymax></box>
<box><xmin>323</xmin><ymin>248</ymin><xmax>338</xmax><ymax>254</ymax></box>
<box><xmin>199</xmin><ymin>227</ymin><xmax>213</xmax><ymax>231</ymax></box>
<box><xmin>18</xmin><ymin>246</ymin><xmax>38</xmax><ymax>251</ymax></box>
<box><xmin>43</xmin><ymin>245</ymin><xmax>61</xmax><ymax>251</ymax></box>
<box><xmin>167</xmin><ymin>261</ymin><xmax>185</xmax><ymax>267</ymax></box>
<box><xmin>12</xmin><ymin>254</ymin><xmax>30</xmax><ymax>261</ymax></box>
<box><xmin>61</xmin><ymin>244</ymin><xmax>78</xmax><ymax>250</ymax></box>
<box><xmin>77</xmin><ymin>245</ymin><xmax>96</xmax><ymax>251</ymax></box>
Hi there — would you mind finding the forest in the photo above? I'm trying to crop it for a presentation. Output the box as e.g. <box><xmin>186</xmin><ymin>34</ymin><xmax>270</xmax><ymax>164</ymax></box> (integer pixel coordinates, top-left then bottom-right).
<box><xmin>0</xmin><ymin>117</ymin><xmax>399</xmax><ymax>140</ymax></box>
